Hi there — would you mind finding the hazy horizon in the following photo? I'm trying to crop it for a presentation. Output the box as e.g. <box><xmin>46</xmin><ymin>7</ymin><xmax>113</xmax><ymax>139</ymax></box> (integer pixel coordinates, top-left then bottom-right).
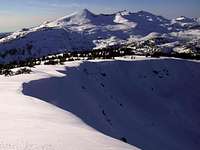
<box><xmin>0</xmin><ymin>0</ymin><xmax>199</xmax><ymax>32</ymax></box>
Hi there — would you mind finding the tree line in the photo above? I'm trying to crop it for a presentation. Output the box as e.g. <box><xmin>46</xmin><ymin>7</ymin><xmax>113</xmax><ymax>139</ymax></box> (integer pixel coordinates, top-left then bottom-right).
<box><xmin>0</xmin><ymin>43</ymin><xmax>200</xmax><ymax>76</ymax></box>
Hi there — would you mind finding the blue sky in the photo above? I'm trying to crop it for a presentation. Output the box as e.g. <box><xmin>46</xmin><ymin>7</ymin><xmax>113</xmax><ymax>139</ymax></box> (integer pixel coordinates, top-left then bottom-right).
<box><xmin>0</xmin><ymin>0</ymin><xmax>199</xmax><ymax>32</ymax></box>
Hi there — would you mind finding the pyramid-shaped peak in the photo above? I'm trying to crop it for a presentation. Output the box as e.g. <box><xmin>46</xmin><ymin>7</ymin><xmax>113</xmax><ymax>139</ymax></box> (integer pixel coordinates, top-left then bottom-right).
<box><xmin>76</xmin><ymin>8</ymin><xmax>95</xmax><ymax>16</ymax></box>
<box><xmin>53</xmin><ymin>8</ymin><xmax>96</xmax><ymax>26</ymax></box>
<box><xmin>82</xmin><ymin>8</ymin><xmax>92</xmax><ymax>13</ymax></box>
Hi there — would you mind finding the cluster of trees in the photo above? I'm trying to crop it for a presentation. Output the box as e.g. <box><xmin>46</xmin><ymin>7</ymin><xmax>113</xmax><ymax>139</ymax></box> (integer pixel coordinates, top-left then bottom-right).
<box><xmin>0</xmin><ymin>67</ymin><xmax>31</xmax><ymax>76</ymax></box>
<box><xmin>148</xmin><ymin>51</ymin><xmax>200</xmax><ymax>60</ymax></box>
<box><xmin>1</xmin><ymin>41</ymin><xmax>200</xmax><ymax>76</ymax></box>
<box><xmin>41</xmin><ymin>46</ymin><xmax>136</xmax><ymax>65</ymax></box>
<box><xmin>0</xmin><ymin>57</ymin><xmax>38</xmax><ymax>76</ymax></box>
<box><xmin>0</xmin><ymin>45</ymin><xmax>135</xmax><ymax>76</ymax></box>
<box><xmin>128</xmin><ymin>38</ymin><xmax>200</xmax><ymax>60</ymax></box>
<box><xmin>127</xmin><ymin>40</ymin><xmax>161</xmax><ymax>55</ymax></box>
<box><xmin>185</xmin><ymin>42</ymin><xmax>200</xmax><ymax>53</ymax></box>
<box><xmin>0</xmin><ymin>44</ymin><xmax>33</xmax><ymax>59</ymax></box>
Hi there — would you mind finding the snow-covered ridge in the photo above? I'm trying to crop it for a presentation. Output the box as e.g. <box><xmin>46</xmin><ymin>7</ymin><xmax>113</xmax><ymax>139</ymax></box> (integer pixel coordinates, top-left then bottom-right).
<box><xmin>0</xmin><ymin>32</ymin><xmax>10</xmax><ymax>39</ymax></box>
<box><xmin>172</xmin><ymin>16</ymin><xmax>199</xmax><ymax>28</ymax></box>
<box><xmin>0</xmin><ymin>60</ymin><xmax>139</xmax><ymax>150</ymax></box>
<box><xmin>1</xmin><ymin>58</ymin><xmax>200</xmax><ymax>150</ymax></box>
<box><xmin>0</xmin><ymin>9</ymin><xmax>199</xmax><ymax>63</ymax></box>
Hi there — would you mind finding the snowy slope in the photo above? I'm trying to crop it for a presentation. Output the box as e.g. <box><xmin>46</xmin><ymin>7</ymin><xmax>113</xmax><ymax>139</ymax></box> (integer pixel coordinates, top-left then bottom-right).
<box><xmin>20</xmin><ymin>57</ymin><xmax>200</xmax><ymax>150</ymax></box>
<box><xmin>171</xmin><ymin>16</ymin><xmax>199</xmax><ymax>28</ymax></box>
<box><xmin>171</xmin><ymin>29</ymin><xmax>200</xmax><ymax>40</ymax></box>
<box><xmin>0</xmin><ymin>61</ymin><xmax>138</xmax><ymax>150</ymax></box>
<box><xmin>0</xmin><ymin>58</ymin><xmax>200</xmax><ymax>149</ymax></box>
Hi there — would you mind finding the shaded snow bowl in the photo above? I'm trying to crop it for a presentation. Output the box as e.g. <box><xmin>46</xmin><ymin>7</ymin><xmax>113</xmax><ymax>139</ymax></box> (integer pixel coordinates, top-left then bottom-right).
<box><xmin>23</xmin><ymin>59</ymin><xmax>200</xmax><ymax>150</ymax></box>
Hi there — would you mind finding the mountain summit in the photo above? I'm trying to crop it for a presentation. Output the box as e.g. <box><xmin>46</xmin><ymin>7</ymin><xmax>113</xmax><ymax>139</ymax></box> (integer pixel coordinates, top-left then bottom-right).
<box><xmin>0</xmin><ymin>9</ymin><xmax>199</xmax><ymax>63</ymax></box>
<box><xmin>55</xmin><ymin>9</ymin><xmax>96</xmax><ymax>26</ymax></box>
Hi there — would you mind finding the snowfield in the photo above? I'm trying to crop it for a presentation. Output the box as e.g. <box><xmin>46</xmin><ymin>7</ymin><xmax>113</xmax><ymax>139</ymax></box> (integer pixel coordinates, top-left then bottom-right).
<box><xmin>0</xmin><ymin>61</ymin><xmax>137</xmax><ymax>150</ymax></box>
<box><xmin>1</xmin><ymin>57</ymin><xmax>200</xmax><ymax>150</ymax></box>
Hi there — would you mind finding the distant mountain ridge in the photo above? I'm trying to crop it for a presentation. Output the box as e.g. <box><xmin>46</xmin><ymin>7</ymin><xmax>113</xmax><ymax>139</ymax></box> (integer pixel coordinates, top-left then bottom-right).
<box><xmin>0</xmin><ymin>9</ymin><xmax>199</xmax><ymax>63</ymax></box>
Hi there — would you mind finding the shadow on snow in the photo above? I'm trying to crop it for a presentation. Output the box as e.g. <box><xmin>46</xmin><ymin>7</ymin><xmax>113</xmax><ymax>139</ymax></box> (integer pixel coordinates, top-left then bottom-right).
<box><xmin>22</xmin><ymin>59</ymin><xmax>200</xmax><ymax>150</ymax></box>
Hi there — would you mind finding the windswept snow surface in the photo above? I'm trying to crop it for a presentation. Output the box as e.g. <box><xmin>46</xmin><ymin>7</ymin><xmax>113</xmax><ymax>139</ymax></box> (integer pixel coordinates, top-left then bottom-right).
<box><xmin>1</xmin><ymin>57</ymin><xmax>199</xmax><ymax>150</ymax></box>
<box><xmin>0</xmin><ymin>61</ymin><xmax>138</xmax><ymax>150</ymax></box>
<box><xmin>22</xmin><ymin>58</ymin><xmax>200</xmax><ymax>150</ymax></box>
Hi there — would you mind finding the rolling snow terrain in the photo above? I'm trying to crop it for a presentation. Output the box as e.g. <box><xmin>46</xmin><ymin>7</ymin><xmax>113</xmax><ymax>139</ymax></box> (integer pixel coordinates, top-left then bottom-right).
<box><xmin>0</xmin><ymin>9</ymin><xmax>199</xmax><ymax>63</ymax></box>
<box><xmin>1</xmin><ymin>57</ymin><xmax>200</xmax><ymax>150</ymax></box>
<box><xmin>0</xmin><ymin>59</ymin><xmax>138</xmax><ymax>150</ymax></box>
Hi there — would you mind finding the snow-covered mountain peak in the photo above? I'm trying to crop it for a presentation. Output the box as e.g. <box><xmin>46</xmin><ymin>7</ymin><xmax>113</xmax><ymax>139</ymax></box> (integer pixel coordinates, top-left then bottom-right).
<box><xmin>57</xmin><ymin>9</ymin><xmax>95</xmax><ymax>25</ymax></box>
<box><xmin>172</xmin><ymin>16</ymin><xmax>198</xmax><ymax>27</ymax></box>
<box><xmin>0</xmin><ymin>9</ymin><xmax>199</xmax><ymax>64</ymax></box>
<box><xmin>44</xmin><ymin>9</ymin><xmax>96</xmax><ymax>27</ymax></box>
<box><xmin>44</xmin><ymin>9</ymin><xmax>172</xmax><ymax>31</ymax></box>
<box><xmin>78</xmin><ymin>8</ymin><xmax>95</xmax><ymax>16</ymax></box>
